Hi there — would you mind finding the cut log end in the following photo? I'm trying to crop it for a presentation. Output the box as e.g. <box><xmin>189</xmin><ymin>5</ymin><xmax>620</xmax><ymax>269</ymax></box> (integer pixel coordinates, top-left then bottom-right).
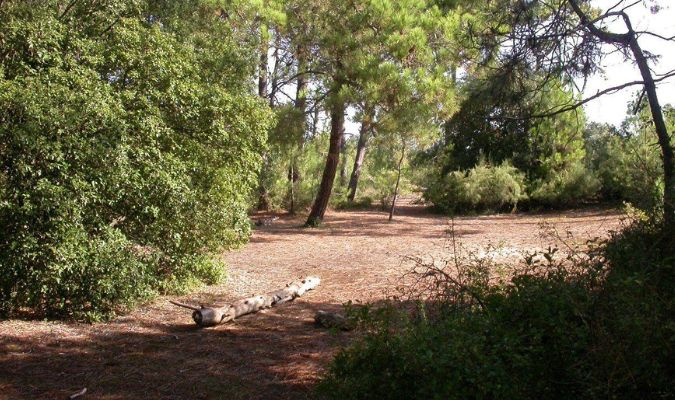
<box><xmin>192</xmin><ymin>308</ymin><xmax>227</xmax><ymax>327</ymax></box>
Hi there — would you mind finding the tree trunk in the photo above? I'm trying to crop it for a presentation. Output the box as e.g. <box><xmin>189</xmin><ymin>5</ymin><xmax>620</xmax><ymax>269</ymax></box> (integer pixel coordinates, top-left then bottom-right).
<box><xmin>339</xmin><ymin>135</ymin><xmax>348</xmax><ymax>187</ymax></box>
<box><xmin>568</xmin><ymin>0</ymin><xmax>673</xmax><ymax>232</ymax></box>
<box><xmin>289</xmin><ymin>162</ymin><xmax>296</xmax><ymax>214</ymax></box>
<box><xmin>306</xmin><ymin>81</ymin><xmax>345</xmax><ymax>226</ymax></box>
<box><xmin>257</xmin><ymin>157</ymin><xmax>271</xmax><ymax>211</ymax></box>
<box><xmin>295</xmin><ymin>45</ymin><xmax>308</xmax><ymax>119</ymax></box>
<box><xmin>389</xmin><ymin>144</ymin><xmax>405</xmax><ymax>221</ymax></box>
<box><xmin>311</xmin><ymin>104</ymin><xmax>320</xmax><ymax>137</ymax></box>
<box><xmin>256</xmin><ymin>23</ymin><xmax>270</xmax><ymax>210</ymax></box>
<box><xmin>269</xmin><ymin>31</ymin><xmax>281</xmax><ymax>107</ymax></box>
<box><xmin>347</xmin><ymin>110</ymin><xmax>373</xmax><ymax>202</ymax></box>
<box><xmin>171</xmin><ymin>277</ymin><xmax>320</xmax><ymax>327</ymax></box>
<box><xmin>628</xmin><ymin>35</ymin><xmax>674</xmax><ymax>231</ymax></box>
<box><xmin>258</xmin><ymin>23</ymin><xmax>269</xmax><ymax>99</ymax></box>
<box><xmin>289</xmin><ymin>45</ymin><xmax>308</xmax><ymax>214</ymax></box>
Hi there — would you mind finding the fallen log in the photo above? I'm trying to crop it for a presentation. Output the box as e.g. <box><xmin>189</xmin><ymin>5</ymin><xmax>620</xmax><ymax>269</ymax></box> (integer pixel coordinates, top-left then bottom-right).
<box><xmin>170</xmin><ymin>276</ymin><xmax>320</xmax><ymax>327</ymax></box>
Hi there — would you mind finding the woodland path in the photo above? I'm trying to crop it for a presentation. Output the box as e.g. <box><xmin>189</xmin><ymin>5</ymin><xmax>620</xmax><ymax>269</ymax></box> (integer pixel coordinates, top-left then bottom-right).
<box><xmin>0</xmin><ymin>200</ymin><xmax>622</xmax><ymax>399</ymax></box>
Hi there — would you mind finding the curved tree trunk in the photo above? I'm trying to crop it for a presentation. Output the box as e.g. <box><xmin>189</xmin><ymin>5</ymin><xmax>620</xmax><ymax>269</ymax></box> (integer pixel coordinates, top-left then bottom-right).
<box><xmin>628</xmin><ymin>36</ymin><xmax>674</xmax><ymax>231</ymax></box>
<box><xmin>569</xmin><ymin>0</ymin><xmax>673</xmax><ymax>233</ymax></box>
<box><xmin>306</xmin><ymin>80</ymin><xmax>345</xmax><ymax>226</ymax></box>
<box><xmin>347</xmin><ymin>108</ymin><xmax>374</xmax><ymax>202</ymax></box>
<box><xmin>389</xmin><ymin>144</ymin><xmax>405</xmax><ymax>221</ymax></box>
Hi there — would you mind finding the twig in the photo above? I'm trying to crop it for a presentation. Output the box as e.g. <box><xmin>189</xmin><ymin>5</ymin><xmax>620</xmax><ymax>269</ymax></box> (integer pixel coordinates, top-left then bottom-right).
<box><xmin>69</xmin><ymin>388</ymin><xmax>87</xmax><ymax>399</ymax></box>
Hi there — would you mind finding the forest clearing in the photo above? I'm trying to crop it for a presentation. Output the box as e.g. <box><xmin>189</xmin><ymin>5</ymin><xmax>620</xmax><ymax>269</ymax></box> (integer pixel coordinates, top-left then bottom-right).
<box><xmin>2</xmin><ymin>0</ymin><xmax>673</xmax><ymax>399</ymax></box>
<box><xmin>0</xmin><ymin>201</ymin><xmax>622</xmax><ymax>399</ymax></box>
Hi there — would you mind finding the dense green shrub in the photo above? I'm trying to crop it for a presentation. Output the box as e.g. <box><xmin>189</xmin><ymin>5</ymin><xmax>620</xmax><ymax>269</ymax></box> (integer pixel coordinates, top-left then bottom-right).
<box><xmin>528</xmin><ymin>162</ymin><xmax>600</xmax><ymax>207</ymax></box>
<box><xmin>319</xmin><ymin>222</ymin><xmax>674</xmax><ymax>399</ymax></box>
<box><xmin>584</xmin><ymin>121</ymin><xmax>664</xmax><ymax>212</ymax></box>
<box><xmin>593</xmin><ymin>221</ymin><xmax>674</xmax><ymax>397</ymax></box>
<box><xmin>0</xmin><ymin>1</ymin><xmax>272</xmax><ymax>320</ymax></box>
<box><xmin>425</xmin><ymin>160</ymin><xmax>527</xmax><ymax>213</ymax></box>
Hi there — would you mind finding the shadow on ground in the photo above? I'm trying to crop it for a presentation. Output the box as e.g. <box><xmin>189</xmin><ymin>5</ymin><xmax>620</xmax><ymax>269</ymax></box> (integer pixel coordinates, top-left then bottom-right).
<box><xmin>250</xmin><ymin>206</ymin><xmax>620</xmax><ymax>243</ymax></box>
<box><xmin>0</xmin><ymin>300</ymin><xmax>350</xmax><ymax>400</ymax></box>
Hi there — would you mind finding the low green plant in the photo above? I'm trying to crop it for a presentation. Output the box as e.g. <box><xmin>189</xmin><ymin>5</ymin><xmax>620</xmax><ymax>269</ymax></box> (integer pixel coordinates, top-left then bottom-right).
<box><xmin>425</xmin><ymin>160</ymin><xmax>527</xmax><ymax>213</ymax></box>
<box><xmin>335</xmin><ymin>196</ymin><xmax>374</xmax><ymax>210</ymax></box>
<box><xmin>528</xmin><ymin>161</ymin><xmax>600</xmax><ymax>207</ymax></box>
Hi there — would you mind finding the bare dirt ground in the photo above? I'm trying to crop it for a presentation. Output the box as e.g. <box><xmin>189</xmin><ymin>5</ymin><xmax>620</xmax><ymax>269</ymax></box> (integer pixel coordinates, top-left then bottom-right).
<box><xmin>0</xmin><ymin>200</ymin><xmax>623</xmax><ymax>399</ymax></box>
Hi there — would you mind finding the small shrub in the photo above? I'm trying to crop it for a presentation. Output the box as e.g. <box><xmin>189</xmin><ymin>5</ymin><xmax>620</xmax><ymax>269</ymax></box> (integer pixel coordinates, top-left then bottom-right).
<box><xmin>529</xmin><ymin>162</ymin><xmax>600</xmax><ymax>207</ymax></box>
<box><xmin>426</xmin><ymin>160</ymin><xmax>527</xmax><ymax>213</ymax></box>
<box><xmin>335</xmin><ymin>196</ymin><xmax>374</xmax><ymax>210</ymax></box>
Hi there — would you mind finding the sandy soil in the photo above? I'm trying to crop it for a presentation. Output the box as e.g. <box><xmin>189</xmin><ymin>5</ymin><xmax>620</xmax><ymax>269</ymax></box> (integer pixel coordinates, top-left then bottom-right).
<box><xmin>0</xmin><ymin>201</ymin><xmax>623</xmax><ymax>399</ymax></box>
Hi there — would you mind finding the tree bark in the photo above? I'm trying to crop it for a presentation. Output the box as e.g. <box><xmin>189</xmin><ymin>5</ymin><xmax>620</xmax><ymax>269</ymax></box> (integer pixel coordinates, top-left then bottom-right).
<box><xmin>258</xmin><ymin>23</ymin><xmax>269</xmax><ymax>99</ymax></box>
<box><xmin>289</xmin><ymin>162</ymin><xmax>296</xmax><ymax>214</ymax></box>
<box><xmin>389</xmin><ymin>144</ymin><xmax>406</xmax><ymax>221</ymax></box>
<box><xmin>347</xmin><ymin>109</ymin><xmax>373</xmax><ymax>202</ymax></box>
<box><xmin>171</xmin><ymin>277</ymin><xmax>321</xmax><ymax>327</ymax></box>
<box><xmin>269</xmin><ymin>31</ymin><xmax>281</xmax><ymax>107</ymax></box>
<box><xmin>306</xmin><ymin>81</ymin><xmax>345</xmax><ymax>226</ymax></box>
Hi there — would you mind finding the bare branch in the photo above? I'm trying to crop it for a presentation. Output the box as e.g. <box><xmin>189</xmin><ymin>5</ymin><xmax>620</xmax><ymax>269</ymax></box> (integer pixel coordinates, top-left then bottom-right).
<box><xmin>636</xmin><ymin>31</ymin><xmax>675</xmax><ymax>42</ymax></box>
<box><xmin>493</xmin><ymin>70</ymin><xmax>675</xmax><ymax>121</ymax></box>
<box><xmin>59</xmin><ymin>0</ymin><xmax>79</xmax><ymax>19</ymax></box>
<box><xmin>169</xmin><ymin>300</ymin><xmax>200</xmax><ymax>311</ymax></box>
<box><xmin>568</xmin><ymin>0</ymin><xmax>630</xmax><ymax>44</ymax></box>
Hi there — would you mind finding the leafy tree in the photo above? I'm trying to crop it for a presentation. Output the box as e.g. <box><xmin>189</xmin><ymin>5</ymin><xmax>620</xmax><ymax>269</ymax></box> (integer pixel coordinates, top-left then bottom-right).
<box><xmin>0</xmin><ymin>0</ymin><xmax>272</xmax><ymax>319</ymax></box>
<box><xmin>300</xmin><ymin>0</ymin><xmax>459</xmax><ymax>226</ymax></box>
<box><xmin>584</xmin><ymin>101</ymin><xmax>672</xmax><ymax>211</ymax></box>
<box><xmin>422</xmin><ymin>66</ymin><xmax>595</xmax><ymax>210</ymax></box>
<box><xmin>469</xmin><ymin>0</ymin><xmax>674</xmax><ymax>232</ymax></box>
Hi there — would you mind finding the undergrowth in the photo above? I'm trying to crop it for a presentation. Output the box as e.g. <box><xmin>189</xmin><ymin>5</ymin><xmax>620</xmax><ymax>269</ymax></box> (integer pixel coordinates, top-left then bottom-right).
<box><xmin>318</xmin><ymin>218</ymin><xmax>674</xmax><ymax>399</ymax></box>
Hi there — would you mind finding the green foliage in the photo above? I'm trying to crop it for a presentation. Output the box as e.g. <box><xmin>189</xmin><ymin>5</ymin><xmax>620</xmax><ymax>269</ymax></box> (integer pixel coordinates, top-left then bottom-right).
<box><xmin>354</xmin><ymin>139</ymin><xmax>409</xmax><ymax>209</ymax></box>
<box><xmin>425</xmin><ymin>160</ymin><xmax>527</xmax><ymax>213</ymax></box>
<box><xmin>584</xmin><ymin>110</ymin><xmax>666</xmax><ymax>213</ymax></box>
<box><xmin>335</xmin><ymin>196</ymin><xmax>374</xmax><ymax>210</ymax></box>
<box><xmin>528</xmin><ymin>162</ymin><xmax>600</xmax><ymax>207</ymax></box>
<box><xmin>420</xmin><ymin>70</ymin><xmax>601</xmax><ymax>211</ymax></box>
<box><xmin>0</xmin><ymin>1</ymin><xmax>272</xmax><ymax>320</ymax></box>
<box><xmin>594</xmin><ymin>221</ymin><xmax>675</xmax><ymax>398</ymax></box>
<box><xmin>258</xmin><ymin>131</ymin><xmax>331</xmax><ymax>212</ymax></box>
<box><xmin>319</xmin><ymin>221</ymin><xmax>674</xmax><ymax>399</ymax></box>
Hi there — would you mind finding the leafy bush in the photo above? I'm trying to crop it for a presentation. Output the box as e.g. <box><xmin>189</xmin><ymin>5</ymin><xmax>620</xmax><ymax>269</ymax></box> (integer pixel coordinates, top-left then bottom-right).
<box><xmin>335</xmin><ymin>196</ymin><xmax>374</xmax><ymax>210</ymax></box>
<box><xmin>0</xmin><ymin>1</ymin><xmax>271</xmax><ymax>320</ymax></box>
<box><xmin>528</xmin><ymin>162</ymin><xmax>600</xmax><ymax>207</ymax></box>
<box><xmin>585</xmin><ymin>123</ymin><xmax>664</xmax><ymax>212</ymax></box>
<box><xmin>425</xmin><ymin>160</ymin><xmax>527</xmax><ymax>213</ymax></box>
<box><xmin>319</xmin><ymin>222</ymin><xmax>674</xmax><ymax>399</ymax></box>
